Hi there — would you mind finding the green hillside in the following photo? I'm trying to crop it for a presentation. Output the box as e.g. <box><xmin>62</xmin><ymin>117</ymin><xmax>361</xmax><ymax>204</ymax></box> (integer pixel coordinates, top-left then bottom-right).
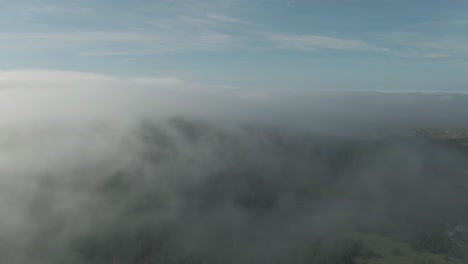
<box><xmin>352</xmin><ymin>233</ymin><xmax>465</xmax><ymax>264</ymax></box>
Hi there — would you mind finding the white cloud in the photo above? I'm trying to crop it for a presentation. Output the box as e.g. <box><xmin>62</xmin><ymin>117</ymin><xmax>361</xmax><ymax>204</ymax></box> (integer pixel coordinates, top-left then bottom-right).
<box><xmin>412</xmin><ymin>40</ymin><xmax>468</xmax><ymax>53</ymax></box>
<box><xmin>0</xmin><ymin>1</ymin><xmax>394</xmax><ymax>57</ymax></box>
<box><xmin>78</xmin><ymin>51</ymin><xmax>152</xmax><ymax>57</ymax></box>
<box><xmin>266</xmin><ymin>33</ymin><xmax>389</xmax><ymax>52</ymax></box>
<box><xmin>0</xmin><ymin>0</ymin><xmax>247</xmax><ymax>55</ymax></box>
<box><xmin>18</xmin><ymin>4</ymin><xmax>93</xmax><ymax>16</ymax></box>
<box><xmin>0</xmin><ymin>32</ymin><xmax>152</xmax><ymax>50</ymax></box>
<box><xmin>0</xmin><ymin>70</ymin><xmax>197</xmax><ymax>126</ymax></box>
<box><xmin>0</xmin><ymin>69</ymin><xmax>273</xmax><ymax>125</ymax></box>
<box><xmin>399</xmin><ymin>53</ymin><xmax>452</xmax><ymax>59</ymax></box>
<box><xmin>131</xmin><ymin>77</ymin><xmax>189</xmax><ymax>86</ymax></box>
<box><xmin>408</xmin><ymin>19</ymin><xmax>468</xmax><ymax>28</ymax></box>
<box><xmin>0</xmin><ymin>70</ymin><xmax>116</xmax><ymax>84</ymax></box>
<box><xmin>0</xmin><ymin>30</ymin><xmax>239</xmax><ymax>55</ymax></box>
<box><xmin>381</xmin><ymin>31</ymin><xmax>468</xmax><ymax>59</ymax></box>
<box><xmin>0</xmin><ymin>70</ymin><xmax>189</xmax><ymax>89</ymax></box>
<box><xmin>206</xmin><ymin>13</ymin><xmax>249</xmax><ymax>24</ymax></box>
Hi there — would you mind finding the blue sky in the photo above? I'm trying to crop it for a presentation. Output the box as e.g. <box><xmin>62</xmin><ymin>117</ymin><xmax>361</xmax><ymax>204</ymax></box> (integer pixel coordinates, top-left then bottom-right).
<box><xmin>1</xmin><ymin>0</ymin><xmax>468</xmax><ymax>91</ymax></box>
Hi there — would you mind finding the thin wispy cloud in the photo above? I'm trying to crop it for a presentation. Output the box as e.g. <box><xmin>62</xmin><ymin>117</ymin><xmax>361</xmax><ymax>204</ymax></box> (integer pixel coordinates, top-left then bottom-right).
<box><xmin>408</xmin><ymin>19</ymin><xmax>468</xmax><ymax>28</ymax></box>
<box><xmin>19</xmin><ymin>4</ymin><xmax>93</xmax><ymax>16</ymax></box>
<box><xmin>0</xmin><ymin>0</ymin><xmax>468</xmax><ymax>90</ymax></box>
<box><xmin>266</xmin><ymin>33</ymin><xmax>390</xmax><ymax>52</ymax></box>
<box><xmin>206</xmin><ymin>13</ymin><xmax>249</xmax><ymax>24</ymax></box>
<box><xmin>398</xmin><ymin>53</ymin><xmax>452</xmax><ymax>59</ymax></box>
<box><xmin>413</xmin><ymin>40</ymin><xmax>468</xmax><ymax>53</ymax></box>
<box><xmin>381</xmin><ymin>31</ymin><xmax>468</xmax><ymax>59</ymax></box>
<box><xmin>0</xmin><ymin>30</ymin><xmax>240</xmax><ymax>54</ymax></box>
<box><xmin>79</xmin><ymin>51</ymin><xmax>151</xmax><ymax>57</ymax></box>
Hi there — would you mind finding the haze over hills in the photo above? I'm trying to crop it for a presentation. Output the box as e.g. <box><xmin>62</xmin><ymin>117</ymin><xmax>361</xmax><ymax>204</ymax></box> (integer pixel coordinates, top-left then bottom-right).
<box><xmin>1</xmin><ymin>74</ymin><xmax>468</xmax><ymax>263</ymax></box>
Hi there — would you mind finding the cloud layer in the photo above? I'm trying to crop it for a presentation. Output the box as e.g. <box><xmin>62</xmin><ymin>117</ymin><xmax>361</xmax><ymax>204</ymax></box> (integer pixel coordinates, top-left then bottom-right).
<box><xmin>1</xmin><ymin>70</ymin><xmax>468</xmax><ymax>263</ymax></box>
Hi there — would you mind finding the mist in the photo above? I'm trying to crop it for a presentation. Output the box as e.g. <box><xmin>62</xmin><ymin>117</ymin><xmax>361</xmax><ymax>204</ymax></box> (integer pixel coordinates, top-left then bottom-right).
<box><xmin>1</xmin><ymin>70</ymin><xmax>468</xmax><ymax>263</ymax></box>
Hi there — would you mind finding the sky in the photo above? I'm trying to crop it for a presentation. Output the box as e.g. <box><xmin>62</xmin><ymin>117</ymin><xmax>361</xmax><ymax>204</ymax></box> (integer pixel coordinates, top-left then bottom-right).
<box><xmin>1</xmin><ymin>0</ymin><xmax>468</xmax><ymax>91</ymax></box>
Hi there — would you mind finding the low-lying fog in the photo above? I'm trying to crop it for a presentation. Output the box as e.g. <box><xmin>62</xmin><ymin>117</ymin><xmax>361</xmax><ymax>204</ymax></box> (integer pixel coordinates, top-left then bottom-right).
<box><xmin>1</xmin><ymin>70</ymin><xmax>468</xmax><ymax>263</ymax></box>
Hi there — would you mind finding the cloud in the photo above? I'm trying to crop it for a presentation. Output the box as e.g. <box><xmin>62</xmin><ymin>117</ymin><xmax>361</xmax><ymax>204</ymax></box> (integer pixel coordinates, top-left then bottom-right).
<box><xmin>0</xmin><ymin>32</ymin><xmax>153</xmax><ymax>50</ymax></box>
<box><xmin>380</xmin><ymin>31</ymin><xmax>468</xmax><ymax>59</ymax></box>
<box><xmin>399</xmin><ymin>53</ymin><xmax>452</xmax><ymax>59</ymax></box>
<box><xmin>206</xmin><ymin>13</ymin><xmax>249</xmax><ymax>24</ymax></box>
<box><xmin>0</xmin><ymin>30</ymin><xmax>392</xmax><ymax>57</ymax></box>
<box><xmin>0</xmin><ymin>70</ymin><xmax>193</xmax><ymax>124</ymax></box>
<box><xmin>0</xmin><ymin>1</ymin><xmax>248</xmax><ymax>56</ymax></box>
<box><xmin>131</xmin><ymin>77</ymin><xmax>189</xmax><ymax>86</ymax></box>
<box><xmin>413</xmin><ymin>40</ymin><xmax>468</xmax><ymax>54</ymax></box>
<box><xmin>2</xmin><ymin>69</ymin><xmax>468</xmax><ymax>263</ymax></box>
<box><xmin>78</xmin><ymin>51</ymin><xmax>153</xmax><ymax>57</ymax></box>
<box><xmin>0</xmin><ymin>1</ymin><xmax>392</xmax><ymax>57</ymax></box>
<box><xmin>18</xmin><ymin>4</ymin><xmax>93</xmax><ymax>17</ymax></box>
<box><xmin>2</xmin><ymin>69</ymin><xmax>468</xmax><ymax>129</ymax></box>
<box><xmin>0</xmin><ymin>70</ymin><xmax>292</xmax><ymax>127</ymax></box>
<box><xmin>0</xmin><ymin>70</ymin><xmax>193</xmax><ymax>91</ymax></box>
<box><xmin>265</xmin><ymin>33</ymin><xmax>389</xmax><ymax>52</ymax></box>
<box><xmin>0</xmin><ymin>70</ymin><xmax>117</xmax><ymax>84</ymax></box>
<box><xmin>0</xmin><ymin>30</ymin><xmax>240</xmax><ymax>55</ymax></box>
<box><xmin>408</xmin><ymin>19</ymin><xmax>468</xmax><ymax>28</ymax></box>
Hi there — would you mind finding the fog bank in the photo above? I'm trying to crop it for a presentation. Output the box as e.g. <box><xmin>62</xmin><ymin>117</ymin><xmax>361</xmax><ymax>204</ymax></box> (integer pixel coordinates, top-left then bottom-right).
<box><xmin>1</xmin><ymin>70</ymin><xmax>468</xmax><ymax>263</ymax></box>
